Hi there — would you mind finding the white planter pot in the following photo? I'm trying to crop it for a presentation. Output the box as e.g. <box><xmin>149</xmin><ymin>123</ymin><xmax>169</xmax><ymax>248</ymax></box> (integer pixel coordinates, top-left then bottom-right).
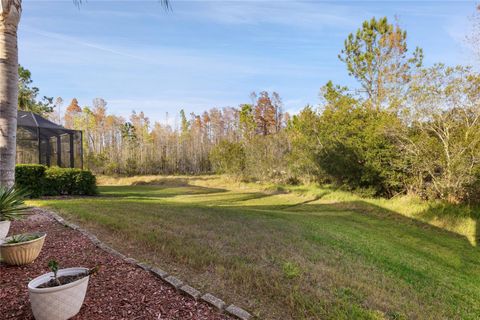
<box><xmin>0</xmin><ymin>220</ymin><xmax>11</xmax><ymax>239</ymax></box>
<box><xmin>28</xmin><ymin>267</ymin><xmax>90</xmax><ymax>320</ymax></box>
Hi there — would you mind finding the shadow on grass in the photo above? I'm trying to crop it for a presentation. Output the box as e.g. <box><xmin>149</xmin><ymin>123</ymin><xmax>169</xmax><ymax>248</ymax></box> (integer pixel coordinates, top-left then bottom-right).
<box><xmin>289</xmin><ymin>191</ymin><xmax>480</xmax><ymax>249</ymax></box>
<box><xmin>99</xmin><ymin>177</ymin><xmax>228</xmax><ymax>198</ymax></box>
<box><xmin>226</xmin><ymin>198</ymin><xmax>480</xmax><ymax>250</ymax></box>
<box><xmin>130</xmin><ymin>177</ymin><xmax>219</xmax><ymax>186</ymax></box>
<box><xmin>107</xmin><ymin>192</ymin><xmax>271</xmax><ymax>204</ymax></box>
<box><xmin>415</xmin><ymin>202</ymin><xmax>480</xmax><ymax>247</ymax></box>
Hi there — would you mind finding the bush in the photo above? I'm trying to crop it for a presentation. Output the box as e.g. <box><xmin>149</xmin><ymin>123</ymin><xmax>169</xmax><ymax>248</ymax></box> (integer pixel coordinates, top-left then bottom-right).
<box><xmin>209</xmin><ymin>140</ymin><xmax>246</xmax><ymax>176</ymax></box>
<box><xmin>15</xmin><ymin>164</ymin><xmax>46</xmax><ymax>197</ymax></box>
<box><xmin>45</xmin><ymin>167</ymin><xmax>97</xmax><ymax>196</ymax></box>
<box><xmin>124</xmin><ymin>158</ymin><xmax>138</xmax><ymax>176</ymax></box>
<box><xmin>15</xmin><ymin>165</ymin><xmax>97</xmax><ymax>197</ymax></box>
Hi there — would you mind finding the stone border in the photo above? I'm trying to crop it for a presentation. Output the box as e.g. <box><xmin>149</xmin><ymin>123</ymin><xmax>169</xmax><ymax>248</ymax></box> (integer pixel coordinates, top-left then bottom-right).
<box><xmin>38</xmin><ymin>208</ymin><xmax>253</xmax><ymax>320</ymax></box>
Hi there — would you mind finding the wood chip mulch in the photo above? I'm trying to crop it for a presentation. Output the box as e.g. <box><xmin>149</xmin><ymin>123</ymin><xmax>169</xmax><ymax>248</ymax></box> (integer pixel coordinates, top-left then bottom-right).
<box><xmin>0</xmin><ymin>211</ymin><xmax>232</xmax><ymax>320</ymax></box>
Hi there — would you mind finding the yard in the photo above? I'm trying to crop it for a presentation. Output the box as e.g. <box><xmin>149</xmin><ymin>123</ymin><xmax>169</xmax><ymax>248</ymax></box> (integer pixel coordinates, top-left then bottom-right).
<box><xmin>29</xmin><ymin>176</ymin><xmax>480</xmax><ymax>320</ymax></box>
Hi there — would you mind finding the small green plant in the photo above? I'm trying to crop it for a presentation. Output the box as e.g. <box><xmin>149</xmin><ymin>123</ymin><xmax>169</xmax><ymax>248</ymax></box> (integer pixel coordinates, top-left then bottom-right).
<box><xmin>48</xmin><ymin>259</ymin><xmax>61</xmax><ymax>286</ymax></box>
<box><xmin>282</xmin><ymin>261</ymin><xmax>301</xmax><ymax>279</ymax></box>
<box><xmin>48</xmin><ymin>259</ymin><xmax>99</xmax><ymax>287</ymax></box>
<box><xmin>0</xmin><ymin>186</ymin><xmax>31</xmax><ymax>221</ymax></box>
<box><xmin>4</xmin><ymin>233</ymin><xmax>40</xmax><ymax>244</ymax></box>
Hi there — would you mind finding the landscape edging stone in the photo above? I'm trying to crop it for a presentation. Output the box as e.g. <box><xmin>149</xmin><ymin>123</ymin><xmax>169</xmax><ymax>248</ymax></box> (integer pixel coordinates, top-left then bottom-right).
<box><xmin>164</xmin><ymin>275</ymin><xmax>184</xmax><ymax>289</ymax></box>
<box><xmin>225</xmin><ymin>305</ymin><xmax>252</xmax><ymax>320</ymax></box>
<box><xmin>201</xmin><ymin>293</ymin><xmax>226</xmax><ymax>311</ymax></box>
<box><xmin>180</xmin><ymin>284</ymin><xmax>202</xmax><ymax>300</ymax></box>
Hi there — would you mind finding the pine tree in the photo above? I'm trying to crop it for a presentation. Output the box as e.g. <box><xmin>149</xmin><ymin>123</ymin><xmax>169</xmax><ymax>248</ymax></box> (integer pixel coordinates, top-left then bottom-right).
<box><xmin>339</xmin><ymin>17</ymin><xmax>423</xmax><ymax>110</ymax></box>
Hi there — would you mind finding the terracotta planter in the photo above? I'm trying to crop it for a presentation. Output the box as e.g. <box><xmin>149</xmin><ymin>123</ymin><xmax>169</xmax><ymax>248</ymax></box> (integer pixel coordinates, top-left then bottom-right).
<box><xmin>0</xmin><ymin>220</ymin><xmax>10</xmax><ymax>239</ymax></box>
<box><xmin>0</xmin><ymin>232</ymin><xmax>46</xmax><ymax>265</ymax></box>
<box><xmin>28</xmin><ymin>268</ymin><xmax>90</xmax><ymax>320</ymax></box>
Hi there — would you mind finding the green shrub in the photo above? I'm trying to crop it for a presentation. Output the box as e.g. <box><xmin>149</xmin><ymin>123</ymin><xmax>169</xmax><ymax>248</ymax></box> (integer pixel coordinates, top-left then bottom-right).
<box><xmin>15</xmin><ymin>164</ymin><xmax>46</xmax><ymax>197</ymax></box>
<box><xmin>124</xmin><ymin>158</ymin><xmax>138</xmax><ymax>176</ymax></box>
<box><xmin>209</xmin><ymin>140</ymin><xmax>246</xmax><ymax>176</ymax></box>
<box><xmin>14</xmin><ymin>165</ymin><xmax>97</xmax><ymax>197</ymax></box>
<box><xmin>45</xmin><ymin>167</ymin><xmax>97</xmax><ymax>196</ymax></box>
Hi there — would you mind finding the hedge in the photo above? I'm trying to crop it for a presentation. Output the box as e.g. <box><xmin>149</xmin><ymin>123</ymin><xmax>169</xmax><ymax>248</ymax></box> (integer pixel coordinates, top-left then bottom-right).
<box><xmin>15</xmin><ymin>164</ymin><xmax>46</xmax><ymax>197</ymax></box>
<box><xmin>15</xmin><ymin>165</ymin><xmax>97</xmax><ymax>197</ymax></box>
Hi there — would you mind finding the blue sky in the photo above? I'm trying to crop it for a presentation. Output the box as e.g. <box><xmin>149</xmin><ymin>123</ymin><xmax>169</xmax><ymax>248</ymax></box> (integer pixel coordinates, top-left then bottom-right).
<box><xmin>20</xmin><ymin>0</ymin><xmax>476</xmax><ymax>123</ymax></box>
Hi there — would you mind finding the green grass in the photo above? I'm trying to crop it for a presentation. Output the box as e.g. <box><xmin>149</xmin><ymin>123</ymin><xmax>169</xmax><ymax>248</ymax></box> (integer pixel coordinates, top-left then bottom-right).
<box><xmin>29</xmin><ymin>175</ymin><xmax>480</xmax><ymax>319</ymax></box>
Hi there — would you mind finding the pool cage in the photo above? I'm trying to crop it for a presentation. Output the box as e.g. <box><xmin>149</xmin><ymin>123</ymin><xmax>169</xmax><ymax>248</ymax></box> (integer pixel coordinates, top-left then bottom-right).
<box><xmin>16</xmin><ymin>111</ymin><xmax>83</xmax><ymax>168</ymax></box>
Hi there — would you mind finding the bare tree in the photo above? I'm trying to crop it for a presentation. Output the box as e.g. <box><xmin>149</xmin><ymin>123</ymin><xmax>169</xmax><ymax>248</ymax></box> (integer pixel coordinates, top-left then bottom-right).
<box><xmin>397</xmin><ymin>64</ymin><xmax>480</xmax><ymax>202</ymax></box>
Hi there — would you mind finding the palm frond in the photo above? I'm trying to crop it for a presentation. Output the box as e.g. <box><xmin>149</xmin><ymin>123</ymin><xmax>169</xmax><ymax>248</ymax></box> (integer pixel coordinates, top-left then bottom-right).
<box><xmin>0</xmin><ymin>187</ymin><xmax>31</xmax><ymax>221</ymax></box>
<box><xmin>4</xmin><ymin>233</ymin><xmax>41</xmax><ymax>244</ymax></box>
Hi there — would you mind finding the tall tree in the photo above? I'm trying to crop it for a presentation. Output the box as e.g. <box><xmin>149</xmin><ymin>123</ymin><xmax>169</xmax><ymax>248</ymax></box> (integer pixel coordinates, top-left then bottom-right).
<box><xmin>179</xmin><ymin>109</ymin><xmax>189</xmax><ymax>136</ymax></box>
<box><xmin>286</xmin><ymin>105</ymin><xmax>322</xmax><ymax>181</ymax></box>
<box><xmin>18</xmin><ymin>65</ymin><xmax>53</xmax><ymax>115</ymax></box>
<box><xmin>239</xmin><ymin>104</ymin><xmax>255</xmax><ymax>140</ymax></box>
<box><xmin>92</xmin><ymin>98</ymin><xmax>107</xmax><ymax>153</ymax></box>
<box><xmin>64</xmin><ymin>98</ymin><xmax>82</xmax><ymax>128</ymax></box>
<box><xmin>271</xmin><ymin>92</ymin><xmax>283</xmax><ymax>133</ymax></box>
<box><xmin>339</xmin><ymin>17</ymin><xmax>423</xmax><ymax>110</ymax></box>
<box><xmin>48</xmin><ymin>96</ymin><xmax>64</xmax><ymax>124</ymax></box>
<box><xmin>253</xmin><ymin>91</ymin><xmax>280</xmax><ymax>136</ymax></box>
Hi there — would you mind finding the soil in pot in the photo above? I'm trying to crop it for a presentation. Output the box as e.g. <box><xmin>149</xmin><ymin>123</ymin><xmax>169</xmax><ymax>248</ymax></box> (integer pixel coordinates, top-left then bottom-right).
<box><xmin>36</xmin><ymin>266</ymin><xmax>99</xmax><ymax>289</ymax></box>
<box><xmin>37</xmin><ymin>272</ymin><xmax>89</xmax><ymax>288</ymax></box>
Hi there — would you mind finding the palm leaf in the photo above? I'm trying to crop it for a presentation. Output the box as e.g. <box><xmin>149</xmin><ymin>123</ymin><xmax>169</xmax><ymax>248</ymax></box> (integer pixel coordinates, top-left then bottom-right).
<box><xmin>0</xmin><ymin>187</ymin><xmax>31</xmax><ymax>221</ymax></box>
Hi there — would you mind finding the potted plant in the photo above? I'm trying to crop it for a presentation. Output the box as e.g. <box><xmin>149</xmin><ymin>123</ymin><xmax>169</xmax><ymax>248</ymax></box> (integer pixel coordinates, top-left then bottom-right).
<box><xmin>28</xmin><ymin>260</ymin><xmax>98</xmax><ymax>320</ymax></box>
<box><xmin>0</xmin><ymin>186</ymin><xmax>31</xmax><ymax>239</ymax></box>
<box><xmin>0</xmin><ymin>232</ymin><xmax>46</xmax><ymax>265</ymax></box>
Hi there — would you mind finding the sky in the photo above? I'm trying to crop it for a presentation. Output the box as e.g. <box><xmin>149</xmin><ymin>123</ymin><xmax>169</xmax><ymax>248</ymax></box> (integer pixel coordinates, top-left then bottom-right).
<box><xmin>20</xmin><ymin>0</ymin><xmax>477</xmax><ymax>124</ymax></box>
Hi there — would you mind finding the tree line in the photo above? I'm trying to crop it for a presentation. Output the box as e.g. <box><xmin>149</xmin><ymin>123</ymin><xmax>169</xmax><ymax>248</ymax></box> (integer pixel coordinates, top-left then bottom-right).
<box><xmin>20</xmin><ymin>15</ymin><xmax>480</xmax><ymax>204</ymax></box>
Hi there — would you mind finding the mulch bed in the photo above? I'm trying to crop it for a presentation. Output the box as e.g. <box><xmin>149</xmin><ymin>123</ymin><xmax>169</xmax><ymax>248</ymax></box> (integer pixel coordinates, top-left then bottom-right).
<box><xmin>0</xmin><ymin>210</ymin><xmax>232</xmax><ymax>320</ymax></box>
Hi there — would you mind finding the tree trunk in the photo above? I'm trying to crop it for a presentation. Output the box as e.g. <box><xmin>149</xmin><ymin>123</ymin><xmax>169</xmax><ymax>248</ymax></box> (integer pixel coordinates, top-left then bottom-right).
<box><xmin>0</xmin><ymin>0</ymin><xmax>21</xmax><ymax>188</ymax></box>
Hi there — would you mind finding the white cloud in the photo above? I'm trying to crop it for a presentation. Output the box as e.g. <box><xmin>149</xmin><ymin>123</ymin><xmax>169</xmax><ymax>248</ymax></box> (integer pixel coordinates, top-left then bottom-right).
<box><xmin>176</xmin><ymin>1</ymin><xmax>367</xmax><ymax>30</ymax></box>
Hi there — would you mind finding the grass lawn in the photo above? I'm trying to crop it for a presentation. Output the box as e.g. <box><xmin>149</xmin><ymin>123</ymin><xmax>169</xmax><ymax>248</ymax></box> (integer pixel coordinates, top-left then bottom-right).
<box><xmin>29</xmin><ymin>176</ymin><xmax>480</xmax><ymax>319</ymax></box>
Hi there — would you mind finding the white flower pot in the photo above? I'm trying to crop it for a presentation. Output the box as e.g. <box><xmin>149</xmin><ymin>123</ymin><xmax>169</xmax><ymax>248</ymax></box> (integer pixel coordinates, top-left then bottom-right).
<box><xmin>28</xmin><ymin>267</ymin><xmax>90</xmax><ymax>320</ymax></box>
<box><xmin>0</xmin><ymin>220</ymin><xmax>11</xmax><ymax>239</ymax></box>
